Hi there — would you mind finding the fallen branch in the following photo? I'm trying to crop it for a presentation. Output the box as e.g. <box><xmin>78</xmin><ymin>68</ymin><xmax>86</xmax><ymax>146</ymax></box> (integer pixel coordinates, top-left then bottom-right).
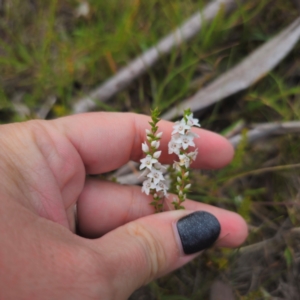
<box><xmin>72</xmin><ymin>0</ymin><xmax>242</xmax><ymax>114</ymax></box>
<box><xmin>229</xmin><ymin>121</ymin><xmax>300</xmax><ymax>147</ymax></box>
<box><xmin>162</xmin><ymin>17</ymin><xmax>300</xmax><ymax>120</ymax></box>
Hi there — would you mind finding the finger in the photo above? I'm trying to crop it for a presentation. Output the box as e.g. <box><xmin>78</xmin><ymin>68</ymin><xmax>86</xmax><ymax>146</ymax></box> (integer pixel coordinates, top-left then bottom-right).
<box><xmin>53</xmin><ymin>112</ymin><xmax>234</xmax><ymax>174</ymax></box>
<box><xmin>88</xmin><ymin>209</ymin><xmax>244</xmax><ymax>299</ymax></box>
<box><xmin>77</xmin><ymin>179</ymin><xmax>247</xmax><ymax>248</ymax></box>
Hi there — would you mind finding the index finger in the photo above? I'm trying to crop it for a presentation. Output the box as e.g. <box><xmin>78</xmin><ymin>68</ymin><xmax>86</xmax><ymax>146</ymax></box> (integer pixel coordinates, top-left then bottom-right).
<box><xmin>53</xmin><ymin>112</ymin><xmax>234</xmax><ymax>174</ymax></box>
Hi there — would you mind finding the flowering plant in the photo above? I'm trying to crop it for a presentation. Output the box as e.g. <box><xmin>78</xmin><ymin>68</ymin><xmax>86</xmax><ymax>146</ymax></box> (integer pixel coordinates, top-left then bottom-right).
<box><xmin>140</xmin><ymin>108</ymin><xmax>200</xmax><ymax>211</ymax></box>
<box><xmin>168</xmin><ymin>108</ymin><xmax>200</xmax><ymax>209</ymax></box>
<box><xmin>140</xmin><ymin>108</ymin><xmax>168</xmax><ymax>213</ymax></box>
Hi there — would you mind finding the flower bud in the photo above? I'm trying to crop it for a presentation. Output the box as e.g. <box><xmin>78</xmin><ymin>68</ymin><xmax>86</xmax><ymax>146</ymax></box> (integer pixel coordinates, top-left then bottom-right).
<box><xmin>142</xmin><ymin>142</ymin><xmax>149</xmax><ymax>153</ymax></box>
<box><xmin>177</xmin><ymin>176</ymin><xmax>181</xmax><ymax>183</ymax></box>
<box><xmin>184</xmin><ymin>183</ymin><xmax>191</xmax><ymax>190</ymax></box>
<box><xmin>153</xmin><ymin>151</ymin><xmax>161</xmax><ymax>159</ymax></box>
<box><xmin>156</xmin><ymin>132</ymin><xmax>163</xmax><ymax>138</ymax></box>
<box><xmin>151</xmin><ymin>141</ymin><xmax>158</xmax><ymax>148</ymax></box>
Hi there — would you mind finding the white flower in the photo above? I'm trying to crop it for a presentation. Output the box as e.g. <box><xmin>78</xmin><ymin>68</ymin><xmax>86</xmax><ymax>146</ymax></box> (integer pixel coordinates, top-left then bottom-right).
<box><xmin>172</xmin><ymin>120</ymin><xmax>191</xmax><ymax>135</ymax></box>
<box><xmin>155</xmin><ymin>181</ymin><xmax>168</xmax><ymax>197</ymax></box>
<box><xmin>187</xmin><ymin>148</ymin><xmax>198</xmax><ymax>161</ymax></box>
<box><xmin>184</xmin><ymin>183</ymin><xmax>191</xmax><ymax>190</ymax></box>
<box><xmin>168</xmin><ymin>140</ymin><xmax>180</xmax><ymax>155</ymax></box>
<box><xmin>140</xmin><ymin>155</ymin><xmax>158</xmax><ymax>170</ymax></box>
<box><xmin>145</xmin><ymin>129</ymin><xmax>151</xmax><ymax>135</ymax></box>
<box><xmin>142</xmin><ymin>142</ymin><xmax>149</xmax><ymax>153</ymax></box>
<box><xmin>156</xmin><ymin>132</ymin><xmax>163</xmax><ymax>138</ymax></box>
<box><xmin>173</xmin><ymin>161</ymin><xmax>182</xmax><ymax>172</ymax></box>
<box><xmin>179</xmin><ymin>154</ymin><xmax>191</xmax><ymax>168</ymax></box>
<box><xmin>151</xmin><ymin>140</ymin><xmax>160</xmax><ymax>149</ymax></box>
<box><xmin>153</xmin><ymin>151</ymin><xmax>161</xmax><ymax>159</ymax></box>
<box><xmin>186</xmin><ymin>113</ymin><xmax>201</xmax><ymax>127</ymax></box>
<box><xmin>147</xmin><ymin>169</ymin><xmax>165</xmax><ymax>185</ymax></box>
<box><xmin>181</xmin><ymin>132</ymin><xmax>196</xmax><ymax>150</ymax></box>
<box><xmin>171</xmin><ymin>133</ymin><xmax>183</xmax><ymax>144</ymax></box>
<box><xmin>142</xmin><ymin>178</ymin><xmax>156</xmax><ymax>195</ymax></box>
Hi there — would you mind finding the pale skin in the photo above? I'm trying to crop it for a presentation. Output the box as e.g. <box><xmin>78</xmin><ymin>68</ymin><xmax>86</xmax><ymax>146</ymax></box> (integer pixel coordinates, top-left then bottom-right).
<box><xmin>0</xmin><ymin>112</ymin><xmax>248</xmax><ymax>300</ymax></box>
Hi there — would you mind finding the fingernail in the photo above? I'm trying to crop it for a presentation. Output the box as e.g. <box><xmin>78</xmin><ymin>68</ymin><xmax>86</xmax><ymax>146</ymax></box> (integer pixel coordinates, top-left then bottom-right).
<box><xmin>176</xmin><ymin>211</ymin><xmax>221</xmax><ymax>255</ymax></box>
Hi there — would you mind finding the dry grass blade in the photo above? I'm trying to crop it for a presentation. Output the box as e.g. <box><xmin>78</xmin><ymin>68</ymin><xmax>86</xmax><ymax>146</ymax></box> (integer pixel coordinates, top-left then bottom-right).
<box><xmin>162</xmin><ymin>17</ymin><xmax>300</xmax><ymax>120</ymax></box>
<box><xmin>72</xmin><ymin>0</ymin><xmax>242</xmax><ymax>114</ymax></box>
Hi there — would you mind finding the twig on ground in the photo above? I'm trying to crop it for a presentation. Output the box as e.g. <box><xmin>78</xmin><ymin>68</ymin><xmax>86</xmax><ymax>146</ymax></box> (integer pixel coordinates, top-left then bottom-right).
<box><xmin>72</xmin><ymin>0</ymin><xmax>242</xmax><ymax>114</ymax></box>
<box><xmin>229</xmin><ymin>121</ymin><xmax>300</xmax><ymax>147</ymax></box>
<box><xmin>162</xmin><ymin>17</ymin><xmax>300</xmax><ymax>120</ymax></box>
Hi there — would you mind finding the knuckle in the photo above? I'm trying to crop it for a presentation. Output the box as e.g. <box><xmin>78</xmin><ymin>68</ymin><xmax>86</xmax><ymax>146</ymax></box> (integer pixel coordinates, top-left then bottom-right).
<box><xmin>125</xmin><ymin>221</ymin><xmax>168</xmax><ymax>283</ymax></box>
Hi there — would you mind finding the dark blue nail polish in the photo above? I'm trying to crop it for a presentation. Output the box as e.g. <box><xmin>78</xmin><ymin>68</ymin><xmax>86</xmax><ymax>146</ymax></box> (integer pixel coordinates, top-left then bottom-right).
<box><xmin>177</xmin><ymin>211</ymin><xmax>221</xmax><ymax>255</ymax></box>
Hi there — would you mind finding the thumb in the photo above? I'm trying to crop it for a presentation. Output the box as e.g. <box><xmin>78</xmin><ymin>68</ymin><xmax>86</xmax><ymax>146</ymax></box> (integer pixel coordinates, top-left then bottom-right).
<box><xmin>88</xmin><ymin>209</ymin><xmax>247</xmax><ymax>299</ymax></box>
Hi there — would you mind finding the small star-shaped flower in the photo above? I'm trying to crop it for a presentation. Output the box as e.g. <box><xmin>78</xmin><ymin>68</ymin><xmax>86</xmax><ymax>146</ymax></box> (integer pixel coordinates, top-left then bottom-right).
<box><xmin>172</xmin><ymin>120</ymin><xmax>191</xmax><ymax>135</ymax></box>
<box><xmin>142</xmin><ymin>178</ymin><xmax>156</xmax><ymax>195</ymax></box>
<box><xmin>186</xmin><ymin>113</ymin><xmax>201</xmax><ymax>127</ymax></box>
<box><xmin>147</xmin><ymin>169</ymin><xmax>164</xmax><ymax>185</ymax></box>
<box><xmin>140</xmin><ymin>155</ymin><xmax>158</xmax><ymax>170</ymax></box>
<box><xmin>155</xmin><ymin>181</ymin><xmax>168</xmax><ymax>197</ymax></box>
<box><xmin>179</xmin><ymin>154</ymin><xmax>191</xmax><ymax>168</ymax></box>
<box><xmin>181</xmin><ymin>132</ymin><xmax>196</xmax><ymax>150</ymax></box>
<box><xmin>168</xmin><ymin>140</ymin><xmax>180</xmax><ymax>155</ymax></box>
<box><xmin>187</xmin><ymin>148</ymin><xmax>198</xmax><ymax>161</ymax></box>
<box><xmin>173</xmin><ymin>161</ymin><xmax>182</xmax><ymax>172</ymax></box>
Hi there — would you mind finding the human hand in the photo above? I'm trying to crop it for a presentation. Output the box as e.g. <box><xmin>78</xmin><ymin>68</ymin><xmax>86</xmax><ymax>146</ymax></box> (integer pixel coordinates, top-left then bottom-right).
<box><xmin>0</xmin><ymin>112</ymin><xmax>248</xmax><ymax>299</ymax></box>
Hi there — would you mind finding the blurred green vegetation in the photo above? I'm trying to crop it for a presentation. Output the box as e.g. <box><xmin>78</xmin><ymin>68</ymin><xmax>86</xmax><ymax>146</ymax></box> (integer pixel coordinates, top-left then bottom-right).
<box><xmin>1</xmin><ymin>0</ymin><xmax>300</xmax><ymax>299</ymax></box>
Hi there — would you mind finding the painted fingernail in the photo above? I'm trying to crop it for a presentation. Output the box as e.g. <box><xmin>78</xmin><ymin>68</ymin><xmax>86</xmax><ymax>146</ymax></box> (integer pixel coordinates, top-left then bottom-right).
<box><xmin>177</xmin><ymin>211</ymin><xmax>221</xmax><ymax>255</ymax></box>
